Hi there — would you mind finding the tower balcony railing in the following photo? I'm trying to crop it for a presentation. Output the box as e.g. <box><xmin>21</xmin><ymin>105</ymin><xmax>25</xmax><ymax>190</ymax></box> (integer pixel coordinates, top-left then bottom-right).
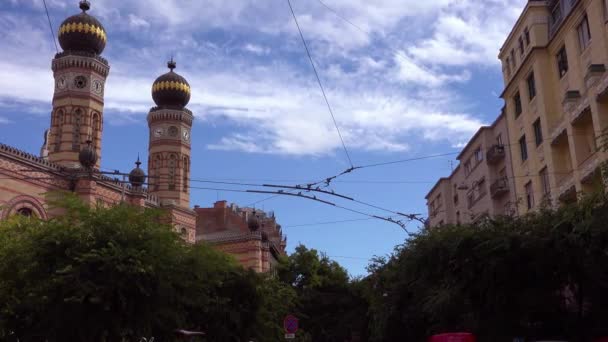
<box><xmin>486</xmin><ymin>145</ymin><xmax>506</xmax><ymax>165</ymax></box>
<box><xmin>490</xmin><ymin>178</ymin><xmax>509</xmax><ymax>199</ymax></box>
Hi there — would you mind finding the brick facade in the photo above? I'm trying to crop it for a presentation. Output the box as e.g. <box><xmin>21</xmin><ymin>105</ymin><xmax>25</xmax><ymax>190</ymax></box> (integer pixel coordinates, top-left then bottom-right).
<box><xmin>0</xmin><ymin>1</ymin><xmax>286</xmax><ymax>273</ymax></box>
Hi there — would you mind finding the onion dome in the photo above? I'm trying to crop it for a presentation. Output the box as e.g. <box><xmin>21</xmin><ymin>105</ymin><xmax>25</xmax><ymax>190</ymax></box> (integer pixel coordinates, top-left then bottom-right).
<box><xmin>79</xmin><ymin>140</ymin><xmax>97</xmax><ymax>169</ymax></box>
<box><xmin>58</xmin><ymin>1</ymin><xmax>107</xmax><ymax>55</ymax></box>
<box><xmin>128</xmin><ymin>157</ymin><xmax>146</xmax><ymax>187</ymax></box>
<box><xmin>151</xmin><ymin>59</ymin><xmax>191</xmax><ymax>109</ymax></box>
<box><xmin>248</xmin><ymin>211</ymin><xmax>260</xmax><ymax>232</ymax></box>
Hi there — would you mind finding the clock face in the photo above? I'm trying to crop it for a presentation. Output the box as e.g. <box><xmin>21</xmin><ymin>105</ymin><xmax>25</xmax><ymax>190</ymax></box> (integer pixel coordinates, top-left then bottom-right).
<box><xmin>92</xmin><ymin>79</ymin><xmax>103</xmax><ymax>95</ymax></box>
<box><xmin>154</xmin><ymin>128</ymin><xmax>164</xmax><ymax>137</ymax></box>
<box><xmin>182</xmin><ymin>129</ymin><xmax>190</xmax><ymax>141</ymax></box>
<box><xmin>74</xmin><ymin>75</ymin><xmax>88</xmax><ymax>89</ymax></box>
<box><xmin>56</xmin><ymin>77</ymin><xmax>67</xmax><ymax>90</ymax></box>
<box><xmin>168</xmin><ymin>126</ymin><xmax>179</xmax><ymax>137</ymax></box>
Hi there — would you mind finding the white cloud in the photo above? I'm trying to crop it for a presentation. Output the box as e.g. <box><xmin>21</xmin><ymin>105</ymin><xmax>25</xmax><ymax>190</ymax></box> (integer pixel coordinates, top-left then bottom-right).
<box><xmin>243</xmin><ymin>44</ymin><xmax>271</xmax><ymax>56</ymax></box>
<box><xmin>393</xmin><ymin>53</ymin><xmax>470</xmax><ymax>87</ymax></box>
<box><xmin>0</xmin><ymin>116</ymin><xmax>12</xmax><ymax>124</ymax></box>
<box><xmin>0</xmin><ymin>0</ymin><xmax>527</xmax><ymax>155</ymax></box>
<box><xmin>128</xmin><ymin>14</ymin><xmax>150</xmax><ymax>28</ymax></box>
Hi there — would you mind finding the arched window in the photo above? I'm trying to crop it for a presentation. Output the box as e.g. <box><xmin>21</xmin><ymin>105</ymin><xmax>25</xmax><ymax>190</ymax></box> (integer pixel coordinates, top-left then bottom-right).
<box><xmin>183</xmin><ymin>156</ymin><xmax>189</xmax><ymax>193</ymax></box>
<box><xmin>180</xmin><ymin>227</ymin><xmax>188</xmax><ymax>236</ymax></box>
<box><xmin>72</xmin><ymin>109</ymin><xmax>83</xmax><ymax>151</ymax></box>
<box><xmin>54</xmin><ymin>110</ymin><xmax>64</xmax><ymax>152</ymax></box>
<box><xmin>153</xmin><ymin>154</ymin><xmax>163</xmax><ymax>191</ymax></box>
<box><xmin>17</xmin><ymin>207</ymin><xmax>34</xmax><ymax>217</ymax></box>
<box><xmin>91</xmin><ymin>112</ymin><xmax>100</xmax><ymax>149</ymax></box>
<box><xmin>168</xmin><ymin>154</ymin><xmax>177</xmax><ymax>190</ymax></box>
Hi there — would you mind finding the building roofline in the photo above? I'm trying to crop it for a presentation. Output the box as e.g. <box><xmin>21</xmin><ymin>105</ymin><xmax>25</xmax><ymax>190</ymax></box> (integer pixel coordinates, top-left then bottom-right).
<box><xmin>456</xmin><ymin>126</ymin><xmax>491</xmax><ymax>161</ymax></box>
<box><xmin>498</xmin><ymin>1</ymin><xmax>547</xmax><ymax>56</ymax></box>
<box><xmin>425</xmin><ymin>177</ymin><xmax>449</xmax><ymax>200</ymax></box>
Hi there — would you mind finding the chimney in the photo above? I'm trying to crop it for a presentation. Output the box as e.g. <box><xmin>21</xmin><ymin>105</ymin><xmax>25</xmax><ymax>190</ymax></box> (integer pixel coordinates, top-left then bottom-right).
<box><xmin>214</xmin><ymin>200</ymin><xmax>227</xmax><ymax>209</ymax></box>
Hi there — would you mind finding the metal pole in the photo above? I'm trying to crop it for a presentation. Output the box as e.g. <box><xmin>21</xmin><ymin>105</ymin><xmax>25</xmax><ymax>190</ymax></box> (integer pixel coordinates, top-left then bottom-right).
<box><xmin>121</xmin><ymin>174</ymin><xmax>126</xmax><ymax>202</ymax></box>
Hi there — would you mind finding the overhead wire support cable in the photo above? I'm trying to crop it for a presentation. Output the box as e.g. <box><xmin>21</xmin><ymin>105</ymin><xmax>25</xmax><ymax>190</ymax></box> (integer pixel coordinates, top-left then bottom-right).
<box><xmin>286</xmin><ymin>0</ymin><xmax>354</xmax><ymax>168</ymax></box>
<box><xmin>42</xmin><ymin>0</ymin><xmax>59</xmax><ymax>54</ymax></box>
<box><xmin>262</xmin><ymin>183</ymin><xmax>354</xmax><ymax>200</ymax></box>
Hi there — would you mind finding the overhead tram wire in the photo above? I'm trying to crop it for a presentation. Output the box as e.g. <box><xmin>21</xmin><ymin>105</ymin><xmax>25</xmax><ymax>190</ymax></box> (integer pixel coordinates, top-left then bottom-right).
<box><xmin>286</xmin><ymin>0</ymin><xmax>354</xmax><ymax>169</ymax></box>
<box><xmin>42</xmin><ymin>0</ymin><xmax>59</xmax><ymax>54</ymax></box>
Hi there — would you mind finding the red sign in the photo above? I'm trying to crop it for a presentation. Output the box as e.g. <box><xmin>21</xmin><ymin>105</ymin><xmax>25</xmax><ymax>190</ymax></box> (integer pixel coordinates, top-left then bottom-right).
<box><xmin>283</xmin><ymin>315</ymin><xmax>299</xmax><ymax>334</ymax></box>
<box><xmin>429</xmin><ymin>333</ymin><xmax>476</xmax><ymax>342</ymax></box>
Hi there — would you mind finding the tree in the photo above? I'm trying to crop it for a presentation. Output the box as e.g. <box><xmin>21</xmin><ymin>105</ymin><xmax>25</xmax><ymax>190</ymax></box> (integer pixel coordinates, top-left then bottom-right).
<box><xmin>277</xmin><ymin>245</ymin><xmax>367</xmax><ymax>342</ymax></box>
<box><xmin>363</xmin><ymin>191</ymin><xmax>608</xmax><ymax>342</ymax></box>
<box><xmin>0</xmin><ymin>194</ymin><xmax>261</xmax><ymax>342</ymax></box>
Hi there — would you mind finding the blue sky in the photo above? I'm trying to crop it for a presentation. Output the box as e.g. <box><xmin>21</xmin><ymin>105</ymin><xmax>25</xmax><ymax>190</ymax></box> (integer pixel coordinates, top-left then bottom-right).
<box><xmin>0</xmin><ymin>0</ymin><xmax>526</xmax><ymax>276</ymax></box>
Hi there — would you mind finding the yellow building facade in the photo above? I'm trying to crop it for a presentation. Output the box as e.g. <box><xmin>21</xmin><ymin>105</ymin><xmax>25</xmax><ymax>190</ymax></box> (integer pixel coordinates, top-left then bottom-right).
<box><xmin>501</xmin><ymin>0</ymin><xmax>608</xmax><ymax>214</ymax></box>
<box><xmin>427</xmin><ymin>0</ymin><xmax>608</xmax><ymax>226</ymax></box>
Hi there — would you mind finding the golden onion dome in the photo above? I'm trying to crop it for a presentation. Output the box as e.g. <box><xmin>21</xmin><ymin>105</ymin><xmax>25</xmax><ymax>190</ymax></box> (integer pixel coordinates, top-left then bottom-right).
<box><xmin>151</xmin><ymin>59</ymin><xmax>191</xmax><ymax>109</ymax></box>
<box><xmin>58</xmin><ymin>1</ymin><xmax>107</xmax><ymax>55</ymax></box>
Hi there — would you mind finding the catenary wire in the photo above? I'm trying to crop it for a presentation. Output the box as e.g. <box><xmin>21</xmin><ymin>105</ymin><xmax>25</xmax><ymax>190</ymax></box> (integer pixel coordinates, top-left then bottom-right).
<box><xmin>286</xmin><ymin>0</ymin><xmax>354</xmax><ymax>168</ymax></box>
<box><xmin>42</xmin><ymin>0</ymin><xmax>59</xmax><ymax>54</ymax></box>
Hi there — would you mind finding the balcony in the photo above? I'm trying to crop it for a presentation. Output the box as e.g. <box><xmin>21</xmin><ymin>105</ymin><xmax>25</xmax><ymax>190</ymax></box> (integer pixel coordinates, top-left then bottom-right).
<box><xmin>490</xmin><ymin>178</ymin><xmax>509</xmax><ymax>198</ymax></box>
<box><xmin>579</xmin><ymin>153</ymin><xmax>601</xmax><ymax>184</ymax></box>
<box><xmin>486</xmin><ymin>145</ymin><xmax>506</xmax><ymax>165</ymax></box>
<box><xmin>556</xmin><ymin>171</ymin><xmax>576</xmax><ymax>202</ymax></box>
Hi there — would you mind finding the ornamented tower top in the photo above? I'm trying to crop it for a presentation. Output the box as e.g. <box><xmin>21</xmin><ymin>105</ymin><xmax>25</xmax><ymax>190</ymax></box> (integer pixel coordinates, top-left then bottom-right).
<box><xmin>47</xmin><ymin>1</ymin><xmax>110</xmax><ymax>169</ymax></box>
<box><xmin>147</xmin><ymin>60</ymin><xmax>193</xmax><ymax>209</ymax></box>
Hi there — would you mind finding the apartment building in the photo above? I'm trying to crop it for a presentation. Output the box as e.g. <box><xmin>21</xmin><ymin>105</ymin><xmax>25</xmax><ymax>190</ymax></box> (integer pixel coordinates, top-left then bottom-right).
<box><xmin>501</xmin><ymin>0</ymin><xmax>608</xmax><ymax>214</ymax></box>
<box><xmin>426</xmin><ymin>0</ymin><xmax>608</xmax><ymax>227</ymax></box>
<box><xmin>426</xmin><ymin>112</ymin><xmax>518</xmax><ymax>227</ymax></box>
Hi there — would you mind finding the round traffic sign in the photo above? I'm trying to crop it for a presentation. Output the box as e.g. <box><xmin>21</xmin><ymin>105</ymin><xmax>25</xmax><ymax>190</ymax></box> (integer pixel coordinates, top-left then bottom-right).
<box><xmin>283</xmin><ymin>315</ymin><xmax>299</xmax><ymax>334</ymax></box>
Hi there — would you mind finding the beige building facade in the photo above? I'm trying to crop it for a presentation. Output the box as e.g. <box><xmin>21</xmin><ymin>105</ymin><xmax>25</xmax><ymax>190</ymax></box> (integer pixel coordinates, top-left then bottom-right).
<box><xmin>501</xmin><ymin>0</ymin><xmax>608</xmax><ymax>214</ymax></box>
<box><xmin>426</xmin><ymin>112</ymin><xmax>518</xmax><ymax>227</ymax></box>
<box><xmin>427</xmin><ymin>0</ymin><xmax>608</xmax><ymax>226</ymax></box>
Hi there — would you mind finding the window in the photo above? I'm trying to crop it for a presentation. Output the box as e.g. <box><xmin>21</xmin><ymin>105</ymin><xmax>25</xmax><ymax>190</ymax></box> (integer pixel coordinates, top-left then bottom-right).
<box><xmin>527</xmin><ymin>73</ymin><xmax>536</xmax><ymax>100</ymax></box>
<box><xmin>467</xmin><ymin>191</ymin><xmax>474</xmax><ymax>208</ymax></box>
<box><xmin>168</xmin><ymin>154</ymin><xmax>177</xmax><ymax>190</ymax></box>
<box><xmin>519</xmin><ymin>135</ymin><xmax>528</xmax><ymax>162</ymax></box>
<box><xmin>577</xmin><ymin>15</ymin><xmax>591</xmax><ymax>50</ymax></box>
<box><xmin>474</xmin><ymin>147</ymin><xmax>483</xmax><ymax>162</ymax></box>
<box><xmin>478</xmin><ymin>178</ymin><xmax>487</xmax><ymax>197</ymax></box>
<box><xmin>510</xmin><ymin>49</ymin><xmax>516</xmax><ymax>68</ymax></box>
<box><xmin>519</xmin><ymin>37</ymin><xmax>524</xmax><ymax>56</ymax></box>
<box><xmin>456</xmin><ymin>211</ymin><xmax>461</xmax><ymax>225</ymax></box>
<box><xmin>464</xmin><ymin>160</ymin><xmax>472</xmax><ymax>176</ymax></box>
<box><xmin>524</xmin><ymin>27</ymin><xmax>530</xmax><ymax>45</ymax></box>
<box><xmin>556</xmin><ymin>46</ymin><xmax>569</xmax><ymax>78</ymax></box>
<box><xmin>506</xmin><ymin>57</ymin><xmax>512</xmax><ymax>76</ymax></box>
<box><xmin>496</xmin><ymin>134</ymin><xmax>503</xmax><ymax>146</ymax></box>
<box><xmin>525</xmin><ymin>181</ymin><xmax>534</xmax><ymax>210</ymax></box>
<box><xmin>540</xmin><ymin>167</ymin><xmax>550</xmax><ymax>197</ymax></box>
<box><xmin>17</xmin><ymin>207</ymin><xmax>33</xmax><ymax>217</ymax></box>
<box><xmin>453</xmin><ymin>184</ymin><xmax>459</xmax><ymax>205</ymax></box>
<box><xmin>533</xmin><ymin>119</ymin><xmax>543</xmax><ymax>146</ymax></box>
<box><xmin>514</xmin><ymin>92</ymin><xmax>522</xmax><ymax>117</ymax></box>
<box><xmin>499</xmin><ymin>167</ymin><xmax>507</xmax><ymax>180</ymax></box>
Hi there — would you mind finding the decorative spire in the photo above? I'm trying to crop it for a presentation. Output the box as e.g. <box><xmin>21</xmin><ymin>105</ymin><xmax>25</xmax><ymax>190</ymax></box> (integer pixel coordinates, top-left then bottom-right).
<box><xmin>135</xmin><ymin>154</ymin><xmax>141</xmax><ymax>168</ymax></box>
<box><xmin>167</xmin><ymin>57</ymin><xmax>176</xmax><ymax>72</ymax></box>
<box><xmin>79</xmin><ymin>0</ymin><xmax>91</xmax><ymax>12</ymax></box>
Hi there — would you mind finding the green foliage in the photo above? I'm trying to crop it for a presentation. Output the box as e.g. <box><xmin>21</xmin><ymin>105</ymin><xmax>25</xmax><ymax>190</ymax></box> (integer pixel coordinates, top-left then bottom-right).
<box><xmin>363</xmin><ymin>191</ymin><xmax>608</xmax><ymax>341</ymax></box>
<box><xmin>0</xmin><ymin>193</ymin><xmax>260</xmax><ymax>342</ymax></box>
<box><xmin>277</xmin><ymin>244</ymin><xmax>368</xmax><ymax>342</ymax></box>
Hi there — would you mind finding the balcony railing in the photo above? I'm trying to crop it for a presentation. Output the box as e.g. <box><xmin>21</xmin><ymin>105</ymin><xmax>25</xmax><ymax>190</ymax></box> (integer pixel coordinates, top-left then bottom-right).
<box><xmin>486</xmin><ymin>145</ymin><xmax>506</xmax><ymax>165</ymax></box>
<box><xmin>556</xmin><ymin>170</ymin><xmax>576</xmax><ymax>200</ymax></box>
<box><xmin>579</xmin><ymin>153</ymin><xmax>601</xmax><ymax>184</ymax></box>
<box><xmin>490</xmin><ymin>178</ymin><xmax>510</xmax><ymax>198</ymax></box>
